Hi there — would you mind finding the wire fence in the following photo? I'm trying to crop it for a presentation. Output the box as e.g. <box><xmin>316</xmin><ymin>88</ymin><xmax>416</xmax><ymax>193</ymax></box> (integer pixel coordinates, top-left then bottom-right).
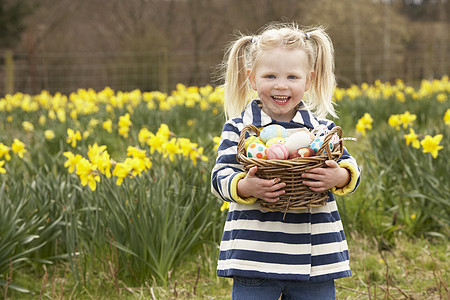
<box><xmin>0</xmin><ymin>45</ymin><xmax>448</xmax><ymax>96</ymax></box>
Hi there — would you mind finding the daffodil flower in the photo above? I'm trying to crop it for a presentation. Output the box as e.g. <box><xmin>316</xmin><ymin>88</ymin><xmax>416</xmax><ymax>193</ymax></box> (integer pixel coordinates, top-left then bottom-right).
<box><xmin>112</xmin><ymin>162</ymin><xmax>132</xmax><ymax>186</ymax></box>
<box><xmin>67</xmin><ymin>128</ymin><xmax>82</xmax><ymax>148</ymax></box>
<box><xmin>421</xmin><ymin>134</ymin><xmax>444</xmax><ymax>158</ymax></box>
<box><xmin>404</xmin><ymin>128</ymin><xmax>420</xmax><ymax>149</ymax></box>
<box><xmin>44</xmin><ymin>130</ymin><xmax>55</xmax><ymax>140</ymax></box>
<box><xmin>0</xmin><ymin>160</ymin><xmax>6</xmax><ymax>174</ymax></box>
<box><xmin>444</xmin><ymin>109</ymin><xmax>450</xmax><ymax>126</ymax></box>
<box><xmin>388</xmin><ymin>115</ymin><xmax>401</xmax><ymax>130</ymax></box>
<box><xmin>75</xmin><ymin>157</ymin><xmax>100</xmax><ymax>191</ymax></box>
<box><xmin>11</xmin><ymin>139</ymin><xmax>27</xmax><ymax>158</ymax></box>
<box><xmin>0</xmin><ymin>143</ymin><xmax>11</xmax><ymax>161</ymax></box>
<box><xmin>63</xmin><ymin>152</ymin><xmax>83</xmax><ymax>173</ymax></box>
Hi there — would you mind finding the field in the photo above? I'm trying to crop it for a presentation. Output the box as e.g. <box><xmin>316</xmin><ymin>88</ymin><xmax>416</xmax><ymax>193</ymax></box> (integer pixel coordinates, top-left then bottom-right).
<box><xmin>1</xmin><ymin>77</ymin><xmax>449</xmax><ymax>299</ymax></box>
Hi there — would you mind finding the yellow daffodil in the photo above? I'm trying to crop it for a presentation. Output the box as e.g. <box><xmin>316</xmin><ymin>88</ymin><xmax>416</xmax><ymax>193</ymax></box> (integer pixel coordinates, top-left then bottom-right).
<box><xmin>118</xmin><ymin>113</ymin><xmax>132</xmax><ymax>138</ymax></box>
<box><xmin>220</xmin><ymin>201</ymin><xmax>230</xmax><ymax>212</ymax></box>
<box><xmin>63</xmin><ymin>152</ymin><xmax>83</xmax><ymax>173</ymax></box>
<box><xmin>127</xmin><ymin>146</ymin><xmax>147</xmax><ymax>159</ymax></box>
<box><xmin>57</xmin><ymin>108</ymin><xmax>66</xmax><ymax>123</ymax></box>
<box><xmin>0</xmin><ymin>160</ymin><xmax>6</xmax><ymax>174</ymax></box>
<box><xmin>44</xmin><ymin>130</ymin><xmax>55</xmax><ymax>140</ymax></box>
<box><xmin>420</xmin><ymin>134</ymin><xmax>443</xmax><ymax>158</ymax></box>
<box><xmin>39</xmin><ymin>115</ymin><xmax>46</xmax><ymax>125</ymax></box>
<box><xmin>96</xmin><ymin>151</ymin><xmax>112</xmax><ymax>178</ymax></box>
<box><xmin>444</xmin><ymin>109</ymin><xmax>450</xmax><ymax>126</ymax></box>
<box><xmin>22</xmin><ymin>121</ymin><xmax>34</xmax><ymax>132</ymax></box>
<box><xmin>147</xmin><ymin>133</ymin><xmax>165</xmax><ymax>154</ymax></box>
<box><xmin>138</xmin><ymin>128</ymin><xmax>152</xmax><ymax>146</ymax></box>
<box><xmin>11</xmin><ymin>139</ymin><xmax>27</xmax><ymax>158</ymax></box>
<box><xmin>75</xmin><ymin>157</ymin><xmax>100</xmax><ymax>191</ymax></box>
<box><xmin>213</xmin><ymin>136</ymin><xmax>221</xmax><ymax>151</ymax></box>
<box><xmin>112</xmin><ymin>162</ymin><xmax>132</xmax><ymax>185</ymax></box>
<box><xmin>404</xmin><ymin>128</ymin><xmax>420</xmax><ymax>149</ymax></box>
<box><xmin>157</xmin><ymin>124</ymin><xmax>171</xmax><ymax>140</ymax></box>
<box><xmin>356</xmin><ymin>113</ymin><xmax>373</xmax><ymax>136</ymax></box>
<box><xmin>388</xmin><ymin>114</ymin><xmax>401</xmax><ymax>130</ymax></box>
<box><xmin>163</xmin><ymin>138</ymin><xmax>179</xmax><ymax>162</ymax></box>
<box><xmin>190</xmin><ymin>146</ymin><xmax>208</xmax><ymax>166</ymax></box>
<box><xmin>103</xmin><ymin>120</ymin><xmax>113</xmax><ymax>133</ymax></box>
<box><xmin>123</xmin><ymin>157</ymin><xmax>147</xmax><ymax>177</ymax></box>
<box><xmin>0</xmin><ymin>143</ymin><xmax>11</xmax><ymax>161</ymax></box>
<box><xmin>400</xmin><ymin>111</ymin><xmax>417</xmax><ymax>129</ymax></box>
<box><xmin>436</xmin><ymin>93</ymin><xmax>447</xmax><ymax>103</ymax></box>
<box><xmin>87</xmin><ymin>143</ymin><xmax>107</xmax><ymax>163</ymax></box>
<box><xmin>67</xmin><ymin>128</ymin><xmax>82</xmax><ymax>148</ymax></box>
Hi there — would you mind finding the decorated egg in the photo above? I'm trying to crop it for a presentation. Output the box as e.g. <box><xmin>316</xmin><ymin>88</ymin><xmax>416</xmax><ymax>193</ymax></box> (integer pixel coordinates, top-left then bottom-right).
<box><xmin>312</xmin><ymin>124</ymin><xmax>329</xmax><ymax>137</ymax></box>
<box><xmin>266</xmin><ymin>142</ymin><xmax>289</xmax><ymax>160</ymax></box>
<box><xmin>245</xmin><ymin>136</ymin><xmax>263</xmax><ymax>151</ymax></box>
<box><xmin>310</xmin><ymin>134</ymin><xmax>339</xmax><ymax>154</ymax></box>
<box><xmin>285</xmin><ymin>131</ymin><xmax>312</xmax><ymax>154</ymax></box>
<box><xmin>266</xmin><ymin>137</ymin><xmax>287</xmax><ymax>148</ymax></box>
<box><xmin>247</xmin><ymin>142</ymin><xmax>268</xmax><ymax>159</ymax></box>
<box><xmin>259</xmin><ymin>125</ymin><xmax>288</xmax><ymax>144</ymax></box>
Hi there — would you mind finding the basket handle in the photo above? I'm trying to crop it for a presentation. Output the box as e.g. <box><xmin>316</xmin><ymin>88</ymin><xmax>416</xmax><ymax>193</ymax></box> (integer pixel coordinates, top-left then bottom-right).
<box><xmin>237</xmin><ymin>124</ymin><xmax>260</xmax><ymax>162</ymax></box>
<box><xmin>315</xmin><ymin>126</ymin><xmax>343</xmax><ymax>160</ymax></box>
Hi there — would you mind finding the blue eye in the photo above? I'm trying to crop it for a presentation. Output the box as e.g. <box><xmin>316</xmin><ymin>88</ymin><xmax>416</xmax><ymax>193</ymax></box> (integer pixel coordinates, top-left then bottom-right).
<box><xmin>288</xmin><ymin>75</ymin><xmax>297</xmax><ymax>79</ymax></box>
<box><xmin>266</xmin><ymin>75</ymin><xmax>275</xmax><ymax>79</ymax></box>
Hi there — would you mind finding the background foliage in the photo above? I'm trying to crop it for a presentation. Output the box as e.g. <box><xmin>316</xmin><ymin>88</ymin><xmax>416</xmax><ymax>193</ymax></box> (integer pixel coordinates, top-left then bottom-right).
<box><xmin>0</xmin><ymin>77</ymin><xmax>448</xmax><ymax>298</ymax></box>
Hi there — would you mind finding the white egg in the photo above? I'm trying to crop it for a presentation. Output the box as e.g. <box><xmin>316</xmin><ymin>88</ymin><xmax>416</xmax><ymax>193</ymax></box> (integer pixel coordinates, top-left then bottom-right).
<box><xmin>285</xmin><ymin>131</ymin><xmax>312</xmax><ymax>154</ymax></box>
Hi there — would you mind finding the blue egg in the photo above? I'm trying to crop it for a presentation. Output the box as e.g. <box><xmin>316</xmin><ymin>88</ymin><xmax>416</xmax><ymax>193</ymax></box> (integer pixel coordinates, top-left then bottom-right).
<box><xmin>260</xmin><ymin>125</ymin><xmax>288</xmax><ymax>144</ymax></box>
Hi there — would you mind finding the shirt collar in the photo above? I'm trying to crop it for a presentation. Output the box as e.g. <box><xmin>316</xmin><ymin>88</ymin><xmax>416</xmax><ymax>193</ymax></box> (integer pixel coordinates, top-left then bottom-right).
<box><xmin>242</xmin><ymin>99</ymin><xmax>320</xmax><ymax>129</ymax></box>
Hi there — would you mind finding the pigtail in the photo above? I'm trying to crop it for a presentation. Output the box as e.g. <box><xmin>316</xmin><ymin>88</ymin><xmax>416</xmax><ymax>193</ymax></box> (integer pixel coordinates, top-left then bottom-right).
<box><xmin>223</xmin><ymin>36</ymin><xmax>253</xmax><ymax>119</ymax></box>
<box><xmin>306</xmin><ymin>29</ymin><xmax>337</xmax><ymax>119</ymax></box>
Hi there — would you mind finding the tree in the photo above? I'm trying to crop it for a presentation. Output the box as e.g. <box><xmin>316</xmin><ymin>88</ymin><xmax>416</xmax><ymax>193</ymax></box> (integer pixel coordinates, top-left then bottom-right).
<box><xmin>0</xmin><ymin>0</ymin><xmax>34</xmax><ymax>49</ymax></box>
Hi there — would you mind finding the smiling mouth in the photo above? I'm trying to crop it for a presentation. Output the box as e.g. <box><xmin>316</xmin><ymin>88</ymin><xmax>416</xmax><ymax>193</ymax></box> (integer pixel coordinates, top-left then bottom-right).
<box><xmin>272</xmin><ymin>96</ymin><xmax>290</xmax><ymax>103</ymax></box>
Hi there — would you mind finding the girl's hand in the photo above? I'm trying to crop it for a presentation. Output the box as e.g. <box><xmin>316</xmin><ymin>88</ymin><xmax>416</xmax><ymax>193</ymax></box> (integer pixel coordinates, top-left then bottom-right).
<box><xmin>237</xmin><ymin>166</ymin><xmax>286</xmax><ymax>203</ymax></box>
<box><xmin>301</xmin><ymin>160</ymin><xmax>350</xmax><ymax>192</ymax></box>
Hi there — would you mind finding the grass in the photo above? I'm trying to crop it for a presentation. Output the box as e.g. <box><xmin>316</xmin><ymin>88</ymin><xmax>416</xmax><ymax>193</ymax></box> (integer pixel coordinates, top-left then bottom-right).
<box><xmin>3</xmin><ymin>235</ymin><xmax>448</xmax><ymax>299</ymax></box>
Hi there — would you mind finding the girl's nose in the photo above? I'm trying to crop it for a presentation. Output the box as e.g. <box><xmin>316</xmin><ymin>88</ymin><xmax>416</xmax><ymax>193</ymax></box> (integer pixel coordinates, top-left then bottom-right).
<box><xmin>274</xmin><ymin>80</ymin><xmax>288</xmax><ymax>90</ymax></box>
<box><xmin>274</xmin><ymin>81</ymin><xmax>288</xmax><ymax>90</ymax></box>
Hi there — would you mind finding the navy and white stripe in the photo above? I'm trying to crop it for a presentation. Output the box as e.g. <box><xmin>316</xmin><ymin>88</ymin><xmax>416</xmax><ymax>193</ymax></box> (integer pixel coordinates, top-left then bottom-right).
<box><xmin>211</xmin><ymin>99</ymin><xmax>360</xmax><ymax>282</ymax></box>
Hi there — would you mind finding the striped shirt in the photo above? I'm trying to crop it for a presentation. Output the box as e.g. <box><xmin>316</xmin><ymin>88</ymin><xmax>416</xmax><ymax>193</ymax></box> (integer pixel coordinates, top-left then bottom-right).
<box><xmin>211</xmin><ymin>99</ymin><xmax>361</xmax><ymax>282</ymax></box>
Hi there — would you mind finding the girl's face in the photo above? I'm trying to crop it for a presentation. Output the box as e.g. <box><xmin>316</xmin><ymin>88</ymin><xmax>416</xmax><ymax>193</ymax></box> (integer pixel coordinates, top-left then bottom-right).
<box><xmin>249</xmin><ymin>47</ymin><xmax>313</xmax><ymax>122</ymax></box>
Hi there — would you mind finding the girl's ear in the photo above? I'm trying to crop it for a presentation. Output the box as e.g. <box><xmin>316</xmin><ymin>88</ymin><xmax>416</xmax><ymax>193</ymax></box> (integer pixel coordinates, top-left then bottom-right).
<box><xmin>247</xmin><ymin>69</ymin><xmax>257</xmax><ymax>90</ymax></box>
<box><xmin>305</xmin><ymin>71</ymin><xmax>315</xmax><ymax>91</ymax></box>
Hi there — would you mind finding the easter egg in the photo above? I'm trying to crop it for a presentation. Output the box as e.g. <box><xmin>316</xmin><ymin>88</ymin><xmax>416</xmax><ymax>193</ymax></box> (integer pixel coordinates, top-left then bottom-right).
<box><xmin>266</xmin><ymin>142</ymin><xmax>289</xmax><ymax>160</ymax></box>
<box><xmin>266</xmin><ymin>137</ymin><xmax>287</xmax><ymax>148</ymax></box>
<box><xmin>245</xmin><ymin>136</ymin><xmax>263</xmax><ymax>151</ymax></box>
<box><xmin>312</xmin><ymin>124</ymin><xmax>329</xmax><ymax>137</ymax></box>
<box><xmin>285</xmin><ymin>131</ymin><xmax>312</xmax><ymax>154</ymax></box>
<box><xmin>259</xmin><ymin>125</ymin><xmax>288</xmax><ymax>144</ymax></box>
<box><xmin>289</xmin><ymin>147</ymin><xmax>316</xmax><ymax>159</ymax></box>
<box><xmin>247</xmin><ymin>142</ymin><xmax>267</xmax><ymax>159</ymax></box>
<box><xmin>310</xmin><ymin>134</ymin><xmax>339</xmax><ymax>154</ymax></box>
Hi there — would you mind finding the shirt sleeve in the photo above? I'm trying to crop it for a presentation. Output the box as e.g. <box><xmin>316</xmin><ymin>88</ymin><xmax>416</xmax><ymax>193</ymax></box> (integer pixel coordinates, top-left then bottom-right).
<box><xmin>211</xmin><ymin>120</ymin><xmax>257</xmax><ymax>204</ymax></box>
<box><xmin>323</xmin><ymin>120</ymin><xmax>361</xmax><ymax>196</ymax></box>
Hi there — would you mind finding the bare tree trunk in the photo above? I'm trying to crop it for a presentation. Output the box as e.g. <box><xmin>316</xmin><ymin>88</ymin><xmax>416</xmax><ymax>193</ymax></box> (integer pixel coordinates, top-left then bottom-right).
<box><xmin>383</xmin><ymin>0</ymin><xmax>391</xmax><ymax>82</ymax></box>
<box><xmin>438</xmin><ymin>0</ymin><xmax>447</xmax><ymax>77</ymax></box>
<box><xmin>352</xmin><ymin>0</ymin><xmax>362</xmax><ymax>84</ymax></box>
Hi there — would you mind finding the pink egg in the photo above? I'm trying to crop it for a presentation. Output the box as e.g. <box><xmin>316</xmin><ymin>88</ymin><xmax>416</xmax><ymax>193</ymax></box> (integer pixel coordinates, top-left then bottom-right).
<box><xmin>266</xmin><ymin>142</ymin><xmax>289</xmax><ymax>160</ymax></box>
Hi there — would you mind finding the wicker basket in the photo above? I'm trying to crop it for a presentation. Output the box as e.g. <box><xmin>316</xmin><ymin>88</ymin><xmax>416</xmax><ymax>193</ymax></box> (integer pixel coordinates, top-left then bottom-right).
<box><xmin>237</xmin><ymin>124</ymin><xmax>343</xmax><ymax>212</ymax></box>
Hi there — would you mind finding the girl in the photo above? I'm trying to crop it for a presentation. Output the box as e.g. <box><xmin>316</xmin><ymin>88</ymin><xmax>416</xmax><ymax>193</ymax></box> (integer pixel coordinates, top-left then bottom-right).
<box><xmin>211</xmin><ymin>23</ymin><xmax>360</xmax><ymax>299</ymax></box>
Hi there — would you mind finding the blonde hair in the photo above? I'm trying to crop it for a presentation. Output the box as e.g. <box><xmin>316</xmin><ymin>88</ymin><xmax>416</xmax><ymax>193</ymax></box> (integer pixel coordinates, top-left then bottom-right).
<box><xmin>222</xmin><ymin>22</ymin><xmax>337</xmax><ymax>119</ymax></box>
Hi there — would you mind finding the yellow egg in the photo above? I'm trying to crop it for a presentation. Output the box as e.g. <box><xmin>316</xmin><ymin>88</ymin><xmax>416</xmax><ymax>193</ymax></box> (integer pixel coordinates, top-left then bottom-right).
<box><xmin>266</xmin><ymin>137</ymin><xmax>287</xmax><ymax>148</ymax></box>
<box><xmin>245</xmin><ymin>136</ymin><xmax>263</xmax><ymax>151</ymax></box>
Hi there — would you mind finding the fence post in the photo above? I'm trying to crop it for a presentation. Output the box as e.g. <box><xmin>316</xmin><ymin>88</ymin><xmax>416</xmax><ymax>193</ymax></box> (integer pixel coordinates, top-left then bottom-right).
<box><xmin>159</xmin><ymin>48</ymin><xmax>168</xmax><ymax>93</ymax></box>
<box><xmin>5</xmin><ymin>50</ymin><xmax>14</xmax><ymax>95</ymax></box>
